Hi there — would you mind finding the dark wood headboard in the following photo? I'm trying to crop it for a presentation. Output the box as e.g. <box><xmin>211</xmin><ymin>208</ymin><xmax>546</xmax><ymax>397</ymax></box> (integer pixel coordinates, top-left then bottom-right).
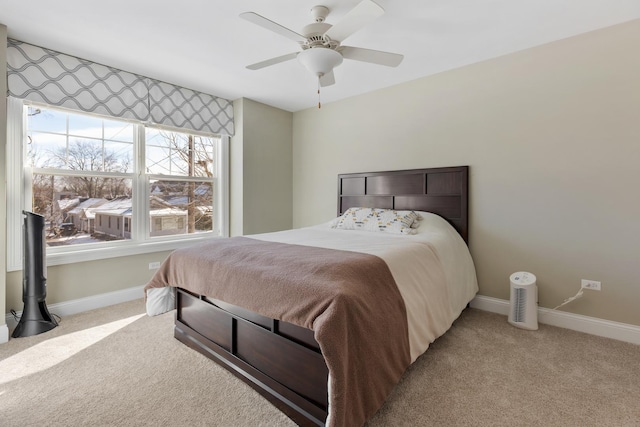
<box><xmin>337</xmin><ymin>166</ymin><xmax>469</xmax><ymax>243</ymax></box>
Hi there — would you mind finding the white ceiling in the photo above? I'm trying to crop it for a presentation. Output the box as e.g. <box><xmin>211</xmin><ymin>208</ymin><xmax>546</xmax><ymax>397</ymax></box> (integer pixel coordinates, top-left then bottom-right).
<box><xmin>1</xmin><ymin>0</ymin><xmax>639</xmax><ymax>112</ymax></box>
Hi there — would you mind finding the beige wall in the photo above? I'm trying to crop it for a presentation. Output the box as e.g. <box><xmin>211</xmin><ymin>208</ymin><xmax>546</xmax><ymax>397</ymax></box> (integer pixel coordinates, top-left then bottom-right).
<box><xmin>292</xmin><ymin>20</ymin><xmax>640</xmax><ymax>326</ymax></box>
<box><xmin>230</xmin><ymin>99</ymin><xmax>245</xmax><ymax>236</ymax></box>
<box><xmin>0</xmin><ymin>25</ymin><xmax>8</xmax><ymax>330</ymax></box>
<box><xmin>6</xmin><ymin>251</ymin><xmax>172</xmax><ymax>311</ymax></box>
<box><xmin>231</xmin><ymin>98</ymin><xmax>293</xmax><ymax>236</ymax></box>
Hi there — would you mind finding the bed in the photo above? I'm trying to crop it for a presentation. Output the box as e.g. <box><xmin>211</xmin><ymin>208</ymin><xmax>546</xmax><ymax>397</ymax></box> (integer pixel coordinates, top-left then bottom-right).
<box><xmin>145</xmin><ymin>166</ymin><xmax>477</xmax><ymax>427</ymax></box>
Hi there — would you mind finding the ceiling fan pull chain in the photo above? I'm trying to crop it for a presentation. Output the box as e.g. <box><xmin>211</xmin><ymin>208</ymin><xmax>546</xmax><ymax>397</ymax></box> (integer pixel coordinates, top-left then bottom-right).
<box><xmin>317</xmin><ymin>76</ymin><xmax>322</xmax><ymax>109</ymax></box>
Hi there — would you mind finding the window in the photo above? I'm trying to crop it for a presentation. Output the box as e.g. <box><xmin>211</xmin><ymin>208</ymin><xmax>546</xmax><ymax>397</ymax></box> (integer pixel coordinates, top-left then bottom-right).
<box><xmin>145</xmin><ymin>128</ymin><xmax>216</xmax><ymax>239</ymax></box>
<box><xmin>27</xmin><ymin>107</ymin><xmax>134</xmax><ymax>246</ymax></box>
<box><xmin>7</xmin><ymin>102</ymin><xmax>229</xmax><ymax>270</ymax></box>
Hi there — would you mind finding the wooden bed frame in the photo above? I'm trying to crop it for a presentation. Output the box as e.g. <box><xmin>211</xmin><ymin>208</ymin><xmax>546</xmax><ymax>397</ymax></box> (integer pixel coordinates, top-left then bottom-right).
<box><xmin>173</xmin><ymin>166</ymin><xmax>469</xmax><ymax>426</ymax></box>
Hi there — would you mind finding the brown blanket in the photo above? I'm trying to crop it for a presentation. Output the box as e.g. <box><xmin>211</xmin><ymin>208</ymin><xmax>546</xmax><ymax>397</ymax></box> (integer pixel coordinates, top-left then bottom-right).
<box><xmin>145</xmin><ymin>236</ymin><xmax>411</xmax><ymax>427</ymax></box>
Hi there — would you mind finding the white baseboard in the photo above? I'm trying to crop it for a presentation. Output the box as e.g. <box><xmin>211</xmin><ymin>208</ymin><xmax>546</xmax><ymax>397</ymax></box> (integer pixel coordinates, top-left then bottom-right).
<box><xmin>4</xmin><ymin>290</ymin><xmax>637</xmax><ymax>346</ymax></box>
<box><xmin>2</xmin><ymin>285</ymin><xmax>145</xmax><ymax>343</ymax></box>
<box><xmin>0</xmin><ymin>324</ymin><xmax>8</xmax><ymax>344</ymax></box>
<box><xmin>470</xmin><ymin>295</ymin><xmax>640</xmax><ymax>345</ymax></box>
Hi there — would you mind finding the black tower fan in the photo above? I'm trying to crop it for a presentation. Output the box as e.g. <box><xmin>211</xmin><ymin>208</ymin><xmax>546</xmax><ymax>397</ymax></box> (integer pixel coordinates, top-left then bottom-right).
<box><xmin>12</xmin><ymin>211</ymin><xmax>58</xmax><ymax>338</ymax></box>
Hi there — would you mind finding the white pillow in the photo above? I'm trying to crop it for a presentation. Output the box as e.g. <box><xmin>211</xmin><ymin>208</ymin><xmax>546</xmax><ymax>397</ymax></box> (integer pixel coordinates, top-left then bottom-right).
<box><xmin>146</xmin><ymin>287</ymin><xmax>175</xmax><ymax>316</ymax></box>
<box><xmin>332</xmin><ymin>208</ymin><xmax>419</xmax><ymax>235</ymax></box>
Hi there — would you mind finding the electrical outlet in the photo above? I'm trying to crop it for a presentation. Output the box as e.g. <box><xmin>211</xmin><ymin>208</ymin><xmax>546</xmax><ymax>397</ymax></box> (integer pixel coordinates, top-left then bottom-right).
<box><xmin>149</xmin><ymin>261</ymin><xmax>161</xmax><ymax>270</ymax></box>
<box><xmin>581</xmin><ymin>279</ymin><xmax>601</xmax><ymax>291</ymax></box>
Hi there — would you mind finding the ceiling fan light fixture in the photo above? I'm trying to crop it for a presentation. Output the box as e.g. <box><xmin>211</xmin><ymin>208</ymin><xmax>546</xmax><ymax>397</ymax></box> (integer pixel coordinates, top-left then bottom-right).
<box><xmin>297</xmin><ymin>47</ymin><xmax>343</xmax><ymax>77</ymax></box>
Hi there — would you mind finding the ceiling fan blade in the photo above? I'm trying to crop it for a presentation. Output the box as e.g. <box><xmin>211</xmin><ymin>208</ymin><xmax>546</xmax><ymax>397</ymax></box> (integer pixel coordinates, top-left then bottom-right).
<box><xmin>246</xmin><ymin>52</ymin><xmax>299</xmax><ymax>70</ymax></box>
<box><xmin>323</xmin><ymin>0</ymin><xmax>384</xmax><ymax>42</ymax></box>
<box><xmin>319</xmin><ymin>70</ymin><xmax>336</xmax><ymax>87</ymax></box>
<box><xmin>340</xmin><ymin>46</ymin><xmax>403</xmax><ymax>67</ymax></box>
<box><xmin>240</xmin><ymin>12</ymin><xmax>306</xmax><ymax>43</ymax></box>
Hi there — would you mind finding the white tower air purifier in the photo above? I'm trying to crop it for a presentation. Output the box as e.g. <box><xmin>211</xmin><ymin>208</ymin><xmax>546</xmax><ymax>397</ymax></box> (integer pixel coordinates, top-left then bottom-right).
<box><xmin>508</xmin><ymin>272</ymin><xmax>538</xmax><ymax>330</ymax></box>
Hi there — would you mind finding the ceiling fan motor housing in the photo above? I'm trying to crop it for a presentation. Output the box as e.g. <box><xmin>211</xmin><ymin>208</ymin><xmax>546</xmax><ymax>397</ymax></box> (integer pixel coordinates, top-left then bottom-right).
<box><xmin>302</xmin><ymin>22</ymin><xmax>335</xmax><ymax>48</ymax></box>
<box><xmin>310</xmin><ymin>5</ymin><xmax>330</xmax><ymax>22</ymax></box>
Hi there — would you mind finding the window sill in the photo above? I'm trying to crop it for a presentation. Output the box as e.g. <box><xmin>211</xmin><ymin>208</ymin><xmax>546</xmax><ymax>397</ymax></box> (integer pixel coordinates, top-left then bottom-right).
<box><xmin>7</xmin><ymin>235</ymin><xmax>222</xmax><ymax>272</ymax></box>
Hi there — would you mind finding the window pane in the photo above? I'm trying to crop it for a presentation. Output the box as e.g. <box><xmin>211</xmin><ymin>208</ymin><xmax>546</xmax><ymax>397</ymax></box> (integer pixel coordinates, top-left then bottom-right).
<box><xmin>32</xmin><ymin>174</ymin><xmax>133</xmax><ymax>246</ymax></box>
<box><xmin>146</xmin><ymin>145</ymin><xmax>171</xmax><ymax>175</ymax></box>
<box><xmin>103</xmin><ymin>119</ymin><xmax>134</xmax><ymax>143</ymax></box>
<box><xmin>170</xmin><ymin>152</ymin><xmax>189</xmax><ymax>176</ymax></box>
<box><xmin>28</xmin><ymin>132</ymin><xmax>67</xmax><ymax>168</ymax></box>
<box><xmin>192</xmin><ymin>135</ymin><xmax>216</xmax><ymax>178</ymax></box>
<box><xmin>68</xmin><ymin>113</ymin><xmax>103</xmax><ymax>139</ymax></box>
<box><xmin>149</xmin><ymin>180</ymin><xmax>213</xmax><ymax>236</ymax></box>
<box><xmin>65</xmin><ymin>138</ymin><xmax>106</xmax><ymax>171</ymax></box>
<box><xmin>105</xmin><ymin>141</ymin><xmax>134</xmax><ymax>173</ymax></box>
<box><xmin>145</xmin><ymin>127</ymin><xmax>169</xmax><ymax>147</ymax></box>
<box><xmin>28</xmin><ymin>107</ymin><xmax>67</xmax><ymax>133</ymax></box>
<box><xmin>145</xmin><ymin>128</ymin><xmax>217</xmax><ymax>177</ymax></box>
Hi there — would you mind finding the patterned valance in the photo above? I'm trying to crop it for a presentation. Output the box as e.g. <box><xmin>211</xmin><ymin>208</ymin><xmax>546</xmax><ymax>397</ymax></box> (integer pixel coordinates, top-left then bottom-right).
<box><xmin>6</xmin><ymin>39</ymin><xmax>234</xmax><ymax>136</ymax></box>
<box><xmin>148</xmin><ymin>79</ymin><xmax>233</xmax><ymax>136</ymax></box>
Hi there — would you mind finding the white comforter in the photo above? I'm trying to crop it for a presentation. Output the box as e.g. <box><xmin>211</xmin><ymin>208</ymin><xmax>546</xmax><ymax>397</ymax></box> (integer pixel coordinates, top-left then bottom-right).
<box><xmin>147</xmin><ymin>212</ymin><xmax>478</xmax><ymax>363</ymax></box>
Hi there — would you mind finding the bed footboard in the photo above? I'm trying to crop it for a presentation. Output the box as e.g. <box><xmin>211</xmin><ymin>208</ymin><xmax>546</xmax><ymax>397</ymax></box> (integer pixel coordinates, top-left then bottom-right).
<box><xmin>174</xmin><ymin>288</ymin><xmax>328</xmax><ymax>426</ymax></box>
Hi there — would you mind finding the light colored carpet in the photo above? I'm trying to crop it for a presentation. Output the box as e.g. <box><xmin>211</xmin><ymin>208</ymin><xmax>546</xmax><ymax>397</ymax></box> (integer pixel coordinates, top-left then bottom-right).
<box><xmin>1</xmin><ymin>300</ymin><xmax>639</xmax><ymax>426</ymax></box>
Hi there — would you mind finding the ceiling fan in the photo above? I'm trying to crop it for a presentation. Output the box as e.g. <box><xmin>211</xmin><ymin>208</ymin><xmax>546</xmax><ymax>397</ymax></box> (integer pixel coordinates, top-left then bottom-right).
<box><xmin>240</xmin><ymin>0</ymin><xmax>404</xmax><ymax>88</ymax></box>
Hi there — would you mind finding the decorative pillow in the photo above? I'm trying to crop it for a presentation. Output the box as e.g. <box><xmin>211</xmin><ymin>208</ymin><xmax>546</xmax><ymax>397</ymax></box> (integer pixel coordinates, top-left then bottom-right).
<box><xmin>332</xmin><ymin>208</ymin><xmax>420</xmax><ymax>235</ymax></box>
<box><xmin>406</xmin><ymin>211</ymin><xmax>423</xmax><ymax>222</ymax></box>
<box><xmin>408</xmin><ymin>211</ymin><xmax>423</xmax><ymax>228</ymax></box>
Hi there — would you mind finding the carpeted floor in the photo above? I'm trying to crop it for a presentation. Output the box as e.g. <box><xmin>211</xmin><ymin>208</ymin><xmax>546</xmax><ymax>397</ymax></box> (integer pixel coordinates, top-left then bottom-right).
<box><xmin>1</xmin><ymin>300</ymin><xmax>639</xmax><ymax>426</ymax></box>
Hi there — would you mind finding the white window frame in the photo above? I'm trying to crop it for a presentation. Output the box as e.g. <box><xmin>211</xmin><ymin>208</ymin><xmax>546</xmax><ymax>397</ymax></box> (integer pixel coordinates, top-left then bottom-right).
<box><xmin>6</xmin><ymin>99</ymin><xmax>229</xmax><ymax>271</ymax></box>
